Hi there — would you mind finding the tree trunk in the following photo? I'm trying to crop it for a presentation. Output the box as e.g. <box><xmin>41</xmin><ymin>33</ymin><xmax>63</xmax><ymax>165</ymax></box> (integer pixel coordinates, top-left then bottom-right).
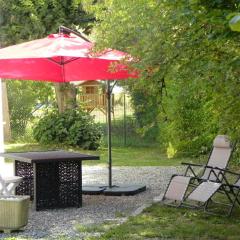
<box><xmin>54</xmin><ymin>83</ymin><xmax>77</xmax><ymax>113</ymax></box>
<box><xmin>2</xmin><ymin>80</ymin><xmax>11</xmax><ymax>141</ymax></box>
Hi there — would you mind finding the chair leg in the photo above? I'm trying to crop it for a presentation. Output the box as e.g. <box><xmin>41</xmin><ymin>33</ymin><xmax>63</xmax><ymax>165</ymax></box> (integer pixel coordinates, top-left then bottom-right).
<box><xmin>1</xmin><ymin>183</ymin><xmax>9</xmax><ymax>195</ymax></box>
<box><xmin>228</xmin><ymin>190</ymin><xmax>240</xmax><ymax>216</ymax></box>
<box><xmin>8</xmin><ymin>182</ymin><xmax>20</xmax><ymax>195</ymax></box>
<box><xmin>8</xmin><ymin>182</ymin><xmax>19</xmax><ymax>195</ymax></box>
<box><xmin>204</xmin><ymin>199</ymin><xmax>210</xmax><ymax>212</ymax></box>
<box><xmin>205</xmin><ymin>187</ymin><xmax>237</xmax><ymax>216</ymax></box>
<box><xmin>1</xmin><ymin>182</ymin><xmax>20</xmax><ymax>196</ymax></box>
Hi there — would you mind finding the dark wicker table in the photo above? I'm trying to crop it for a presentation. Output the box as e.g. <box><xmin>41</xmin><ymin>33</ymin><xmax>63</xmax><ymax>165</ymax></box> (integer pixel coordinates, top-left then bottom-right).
<box><xmin>1</xmin><ymin>151</ymin><xmax>99</xmax><ymax>211</ymax></box>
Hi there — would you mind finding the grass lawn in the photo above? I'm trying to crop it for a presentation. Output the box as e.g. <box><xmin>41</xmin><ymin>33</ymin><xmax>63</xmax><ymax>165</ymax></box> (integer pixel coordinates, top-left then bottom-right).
<box><xmin>87</xmin><ymin>204</ymin><xmax>240</xmax><ymax>240</ymax></box>
<box><xmin>4</xmin><ymin>143</ymin><xmax>196</xmax><ymax>166</ymax></box>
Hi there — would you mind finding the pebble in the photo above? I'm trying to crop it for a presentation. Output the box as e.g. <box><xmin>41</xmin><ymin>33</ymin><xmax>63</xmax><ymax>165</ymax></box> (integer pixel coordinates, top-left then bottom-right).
<box><xmin>0</xmin><ymin>166</ymin><xmax>183</xmax><ymax>239</ymax></box>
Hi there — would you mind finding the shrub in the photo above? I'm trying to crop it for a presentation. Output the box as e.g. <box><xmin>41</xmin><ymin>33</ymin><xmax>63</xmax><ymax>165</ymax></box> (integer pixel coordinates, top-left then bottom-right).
<box><xmin>33</xmin><ymin>109</ymin><xmax>102</xmax><ymax>150</ymax></box>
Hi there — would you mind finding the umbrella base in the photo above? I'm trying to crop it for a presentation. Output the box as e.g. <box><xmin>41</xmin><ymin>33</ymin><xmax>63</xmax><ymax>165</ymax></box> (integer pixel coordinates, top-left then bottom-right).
<box><xmin>82</xmin><ymin>184</ymin><xmax>146</xmax><ymax>196</ymax></box>
<box><xmin>82</xmin><ymin>185</ymin><xmax>107</xmax><ymax>195</ymax></box>
<box><xmin>104</xmin><ymin>184</ymin><xmax>146</xmax><ymax>196</ymax></box>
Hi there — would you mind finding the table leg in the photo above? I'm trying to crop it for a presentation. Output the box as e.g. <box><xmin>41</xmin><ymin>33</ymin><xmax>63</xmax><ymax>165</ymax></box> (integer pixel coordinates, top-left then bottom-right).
<box><xmin>78</xmin><ymin>163</ymin><xmax>82</xmax><ymax>207</ymax></box>
<box><xmin>34</xmin><ymin>162</ymin><xmax>60</xmax><ymax>211</ymax></box>
<box><xmin>15</xmin><ymin>160</ymin><xmax>34</xmax><ymax>199</ymax></box>
<box><xmin>34</xmin><ymin>160</ymin><xmax>82</xmax><ymax>210</ymax></box>
<box><xmin>57</xmin><ymin>160</ymin><xmax>82</xmax><ymax>209</ymax></box>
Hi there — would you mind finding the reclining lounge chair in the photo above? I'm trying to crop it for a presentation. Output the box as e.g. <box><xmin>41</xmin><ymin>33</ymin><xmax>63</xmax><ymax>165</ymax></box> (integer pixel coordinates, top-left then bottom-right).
<box><xmin>162</xmin><ymin>135</ymin><xmax>233</xmax><ymax>206</ymax></box>
<box><xmin>182</xmin><ymin>168</ymin><xmax>240</xmax><ymax>216</ymax></box>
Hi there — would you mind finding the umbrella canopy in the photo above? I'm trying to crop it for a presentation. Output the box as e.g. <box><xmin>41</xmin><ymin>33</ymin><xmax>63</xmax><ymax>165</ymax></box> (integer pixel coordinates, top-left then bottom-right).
<box><xmin>0</xmin><ymin>33</ymin><xmax>134</xmax><ymax>82</ymax></box>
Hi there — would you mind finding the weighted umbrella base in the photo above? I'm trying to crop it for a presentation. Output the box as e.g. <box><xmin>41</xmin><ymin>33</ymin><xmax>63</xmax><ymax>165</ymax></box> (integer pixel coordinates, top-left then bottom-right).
<box><xmin>82</xmin><ymin>185</ymin><xmax>107</xmax><ymax>195</ymax></box>
<box><xmin>83</xmin><ymin>184</ymin><xmax>146</xmax><ymax>196</ymax></box>
<box><xmin>104</xmin><ymin>184</ymin><xmax>146</xmax><ymax>196</ymax></box>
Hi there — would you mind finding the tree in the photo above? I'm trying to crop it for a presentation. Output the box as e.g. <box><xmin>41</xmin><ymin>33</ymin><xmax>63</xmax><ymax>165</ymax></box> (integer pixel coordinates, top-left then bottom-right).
<box><xmin>82</xmin><ymin>0</ymin><xmax>240</xmax><ymax>155</ymax></box>
<box><xmin>2</xmin><ymin>80</ymin><xmax>11</xmax><ymax>141</ymax></box>
<box><xmin>7</xmin><ymin>80</ymin><xmax>53</xmax><ymax>139</ymax></box>
<box><xmin>54</xmin><ymin>83</ymin><xmax>77</xmax><ymax>113</ymax></box>
<box><xmin>0</xmin><ymin>0</ymin><xmax>95</xmax><ymax>115</ymax></box>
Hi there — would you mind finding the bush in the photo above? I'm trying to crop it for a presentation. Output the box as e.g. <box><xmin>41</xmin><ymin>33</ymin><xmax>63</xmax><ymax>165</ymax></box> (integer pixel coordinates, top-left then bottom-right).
<box><xmin>157</xmin><ymin>76</ymin><xmax>219</xmax><ymax>157</ymax></box>
<box><xmin>33</xmin><ymin>109</ymin><xmax>102</xmax><ymax>150</ymax></box>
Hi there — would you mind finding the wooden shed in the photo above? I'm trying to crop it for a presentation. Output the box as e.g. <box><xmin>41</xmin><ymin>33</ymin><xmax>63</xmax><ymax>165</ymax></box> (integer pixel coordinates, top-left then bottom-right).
<box><xmin>77</xmin><ymin>80</ymin><xmax>114</xmax><ymax>115</ymax></box>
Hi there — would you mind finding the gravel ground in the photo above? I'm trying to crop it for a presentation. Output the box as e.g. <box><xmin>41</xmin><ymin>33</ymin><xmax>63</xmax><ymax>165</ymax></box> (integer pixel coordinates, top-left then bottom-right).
<box><xmin>0</xmin><ymin>165</ymin><xmax>183</xmax><ymax>239</ymax></box>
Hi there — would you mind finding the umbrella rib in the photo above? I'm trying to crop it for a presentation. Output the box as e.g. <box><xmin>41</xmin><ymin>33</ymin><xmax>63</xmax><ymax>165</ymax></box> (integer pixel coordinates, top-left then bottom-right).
<box><xmin>47</xmin><ymin>58</ymin><xmax>62</xmax><ymax>65</ymax></box>
<box><xmin>64</xmin><ymin>57</ymin><xmax>81</xmax><ymax>64</ymax></box>
<box><xmin>47</xmin><ymin>57</ymin><xmax>81</xmax><ymax>66</ymax></box>
<box><xmin>61</xmin><ymin>56</ymin><xmax>66</xmax><ymax>82</ymax></box>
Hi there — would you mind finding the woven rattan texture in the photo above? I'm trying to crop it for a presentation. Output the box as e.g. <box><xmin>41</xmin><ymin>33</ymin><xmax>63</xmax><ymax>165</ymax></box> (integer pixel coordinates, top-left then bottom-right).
<box><xmin>15</xmin><ymin>160</ymin><xmax>82</xmax><ymax>210</ymax></box>
<box><xmin>15</xmin><ymin>161</ymin><xmax>34</xmax><ymax>200</ymax></box>
<box><xmin>35</xmin><ymin>161</ymin><xmax>82</xmax><ymax>210</ymax></box>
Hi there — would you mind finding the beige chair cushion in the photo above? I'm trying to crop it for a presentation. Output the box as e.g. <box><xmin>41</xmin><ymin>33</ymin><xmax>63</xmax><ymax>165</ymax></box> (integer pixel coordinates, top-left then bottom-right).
<box><xmin>164</xmin><ymin>176</ymin><xmax>191</xmax><ymax>201</ymax></box>
<box><xmin>187</xmin><ymin>181</ymin><xmax>221</xmax><ymax>203</ymax></box>
<box><xmin>201</xmin><ymin>147</ymin><xmax>232</xmax><ymax>181</ymax></box>
<box><xmin>213</xmin><ymin>135</ymin><xmax>231</xmax><ymax>148</ymax></box>
<box><xmin>201</xmin><ymin>135</ymin><xmax>232</xmax><ymax>181</ymax></box>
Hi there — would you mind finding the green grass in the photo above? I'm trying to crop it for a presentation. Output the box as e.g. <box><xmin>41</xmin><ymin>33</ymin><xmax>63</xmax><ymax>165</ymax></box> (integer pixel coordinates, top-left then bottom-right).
<box><xmin>4</xmin><ymin>143</ymin><xmax>196</xmax><ymax>166</ymax></box>
<box><xmin>75</xmin><ymin>223</ymin><xmax>106</xmax><ymax>233</ymax></box>
<box><xmin>93</xmin><ymin>146</ymin><xmax>185</xmax><ymax>166</ymax></box>
<box><xmin>75</xmin><ymin>220</ymin><xmax>119</xmax><ymax>234</ymax></box>
<box><xmin>101</xmin><ymin>135</ymin><xmax>157</xmax><ymax>148</ymax></box>
<box><xmin>88</xmin><ymin>204</ymin><xmax>240</xmax><ymax>240</ymax></box>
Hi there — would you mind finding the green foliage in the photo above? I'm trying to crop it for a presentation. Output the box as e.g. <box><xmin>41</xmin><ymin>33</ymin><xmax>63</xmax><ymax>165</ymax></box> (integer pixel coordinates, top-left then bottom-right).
<box><xmin>83</xmin><ymin>0</ymin><xmax>240</xmax><ymax>157</ymax></box>
<box><xmin>158</xmin><ymin>77</ymin><xmax>219</xmax><ymax>156</ymax></box>
<box><xmin>33</xmin><ymin>109</ymin><xmax>102</xmax><ymax>150</ymax></box>
<box><xmin>128</xmin><ymin>80</ymin><xmax>160</xmax><ymax>141</ymax></box>
<box><xmin>7</xmin><ymin>80</ymin><xmax>54</xmax><ymax>139</ymax></box>
<box><xmin>196</xmin><ymin>0</ymin><xmax>239</xmax><ymax>10</ymax></box>
<box><xmin>229</xmin><ymin>14</ymin><xmax>240</xmax><ymax>31</ymax></box>
<box><xmin>0</xmin><ymin>0</ymin><xmax>95</xmax><ymax>46</ymax></box>
<box><xmin>167</xmin><ymin>142</ymin><xmax>177</xmax><ymax>158</ymax></box>
<box><xmin>100</xmin><ymin>116</ymin><xmax>157</xmax><ymax>147</ymax></box>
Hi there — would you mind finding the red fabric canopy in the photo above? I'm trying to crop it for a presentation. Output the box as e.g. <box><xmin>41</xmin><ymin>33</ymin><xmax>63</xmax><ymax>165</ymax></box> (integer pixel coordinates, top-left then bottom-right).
<box><xmin>0</xmin><ymin>33</ymin><xmax>135</xmax><ymax>82</ymax></box>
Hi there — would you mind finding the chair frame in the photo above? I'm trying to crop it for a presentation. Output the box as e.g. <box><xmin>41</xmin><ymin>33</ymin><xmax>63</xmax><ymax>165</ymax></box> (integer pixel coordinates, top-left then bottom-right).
<box><xmin>162</xmin><ymin>139</ymin><xmax>236</xmax><ymax>208</ymax></box>
<box><xmin>0</xmin><ymin>174</ymin><xmax>23</xmax><ymax>196</ymax></box>
<box><xmin>162</xmin><ymin>165</ymin><xmax>226</xmax><ymax>208</ymax></box>
<box><xmin>182</xmin><ymin>167</ymin><xmax>240</xmax><ymax>216</ymax></box>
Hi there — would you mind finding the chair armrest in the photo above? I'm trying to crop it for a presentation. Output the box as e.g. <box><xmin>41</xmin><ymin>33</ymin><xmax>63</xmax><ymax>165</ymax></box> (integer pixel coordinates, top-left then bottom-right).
<box><xmin>214</xmin><ymin>167</ymin><xmax>240</xmax><ymax>177</ymax></box>
<box><xmin>208</xmin><ymin>167</ymin><xmax>240</xmax><ymax>185</ymax></box>
<box><xmin>182</xmin><ymin>162</ymin><xmax>207</xmax><ymax>178</ymax></box>
<box><xmin>181</xmin><ymin>162</ymin><xmax>206</xmax><ymax>168</ymax></box>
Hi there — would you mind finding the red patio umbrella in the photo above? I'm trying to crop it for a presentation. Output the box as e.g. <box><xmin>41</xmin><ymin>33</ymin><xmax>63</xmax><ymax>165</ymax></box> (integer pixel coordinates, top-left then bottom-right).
<box><xmin>0</xmin><ymin>26</ymin><xmax>145</xmax><ymax>195</ymax></box>
<box><xmin>0</xmin><ymin>32</ymin><xmax>133</xmax><ymax>82</ymax></box>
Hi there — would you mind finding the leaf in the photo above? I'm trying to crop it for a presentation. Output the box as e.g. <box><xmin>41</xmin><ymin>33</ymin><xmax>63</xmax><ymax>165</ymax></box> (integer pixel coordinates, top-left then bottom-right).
<box><xmin>229</xmin><ymin>14</ymin><xmax>240</xmax><ymax>32</ymax></box>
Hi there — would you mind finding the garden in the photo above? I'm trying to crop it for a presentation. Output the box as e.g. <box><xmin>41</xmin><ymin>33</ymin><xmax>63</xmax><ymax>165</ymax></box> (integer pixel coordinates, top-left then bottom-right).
<box><xmin>1</xmin><ymin>0</ymin><xmax>240</xmax><ymax>239</ymax></box>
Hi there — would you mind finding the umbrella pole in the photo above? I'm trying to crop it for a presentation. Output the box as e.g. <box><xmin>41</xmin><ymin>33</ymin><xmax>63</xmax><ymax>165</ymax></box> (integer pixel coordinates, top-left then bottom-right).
<box><xmin>107</xmin><ymin>81</ymin><xmax>112</xmax><ymax>188</ymax></box>
<box><xmin>83</xmin><ymin>80</ymin><xmax>146</xmax><ymax>195</ymax></box>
